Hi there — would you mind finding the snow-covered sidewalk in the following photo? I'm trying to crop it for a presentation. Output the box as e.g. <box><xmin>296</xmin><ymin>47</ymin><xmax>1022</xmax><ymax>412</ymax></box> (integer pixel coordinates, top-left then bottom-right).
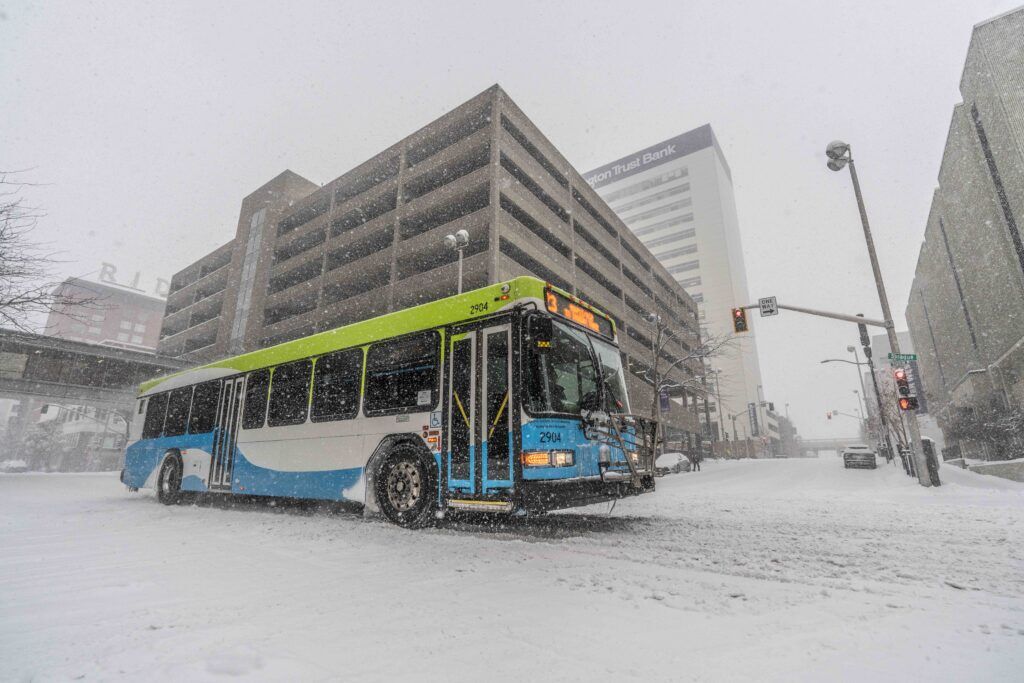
<box><xmin>1</xmin><ymin>457</ymin><xmax>1022</xmax><ymax>681</ymax></box>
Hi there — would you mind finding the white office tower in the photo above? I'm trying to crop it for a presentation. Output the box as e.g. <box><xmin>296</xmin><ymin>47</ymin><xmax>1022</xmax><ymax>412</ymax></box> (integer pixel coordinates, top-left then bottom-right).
<box><xmin>585</xmin><ymin>125</ymin><xmax>765</xmax><ymax>440</ymax></box>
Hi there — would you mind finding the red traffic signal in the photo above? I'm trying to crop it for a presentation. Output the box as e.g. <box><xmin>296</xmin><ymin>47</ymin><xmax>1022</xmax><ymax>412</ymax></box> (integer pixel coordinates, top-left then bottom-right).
<box><xmin>732</xmin><ymin>307</ymin><xmax>749</xmax><ymax>333</ymax></box>
<box><xmin>894</xmin><ymin>368</ymin><xmax>910</xmax><ymax>396</ymax></box>
<box><xmin>894</xmin><ymin>368</ymin><xmax>917</xmax><ymax>410</ymax></box>
<box><xmin>898</xmin><ymin>396</ymin><xmax>919</xmax><ymax>411</ymax></box>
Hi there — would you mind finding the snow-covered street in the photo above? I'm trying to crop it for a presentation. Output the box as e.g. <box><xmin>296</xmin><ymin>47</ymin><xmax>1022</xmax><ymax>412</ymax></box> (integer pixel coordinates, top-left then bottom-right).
<box><xmin>2</xmin><ymin>457</ymin><xmax>1022</xmax><ymax>682</ymax></box>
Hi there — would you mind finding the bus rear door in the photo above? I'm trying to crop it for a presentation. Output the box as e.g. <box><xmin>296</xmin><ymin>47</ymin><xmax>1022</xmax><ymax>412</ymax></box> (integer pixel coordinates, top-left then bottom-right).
<box><xmin>210</xmin><ymin>376</ymin><xmax>244</xmax><ymax>490</ymax></box>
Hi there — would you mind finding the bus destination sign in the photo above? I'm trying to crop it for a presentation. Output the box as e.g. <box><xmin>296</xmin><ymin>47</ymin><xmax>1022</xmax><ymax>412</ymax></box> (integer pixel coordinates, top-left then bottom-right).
<box><xmin>545</xmin><ymin>288</ymin><xmax>614</xmax><ymax>339</ymax></box>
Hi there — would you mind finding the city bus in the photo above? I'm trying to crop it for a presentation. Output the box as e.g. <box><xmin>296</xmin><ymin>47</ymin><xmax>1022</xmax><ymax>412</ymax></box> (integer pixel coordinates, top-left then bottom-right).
<box><xmin>121</xmin><ymin>276</ymin><xmax>657</xmax><ymax>527</ymax></box>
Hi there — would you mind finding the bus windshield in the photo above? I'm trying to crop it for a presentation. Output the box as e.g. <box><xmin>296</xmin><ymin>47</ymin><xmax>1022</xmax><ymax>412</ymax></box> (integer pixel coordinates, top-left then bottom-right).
<box><xmin>590</xmin><ymin>335</ymin><xmax>630</xmax><ymax>413</ymax></box>
<box><xmin>524</xmin><ymin>316</ymin><xmax>629</xmax><ymax>416</ymax></box>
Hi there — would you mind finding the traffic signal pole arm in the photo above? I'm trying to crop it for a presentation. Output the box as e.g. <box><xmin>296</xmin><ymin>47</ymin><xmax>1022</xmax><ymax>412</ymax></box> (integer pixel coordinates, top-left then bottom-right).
<box><xmin>740</xmin><ymin>302</ymin><xmax>888</xmax><ymax>328</ymax></box>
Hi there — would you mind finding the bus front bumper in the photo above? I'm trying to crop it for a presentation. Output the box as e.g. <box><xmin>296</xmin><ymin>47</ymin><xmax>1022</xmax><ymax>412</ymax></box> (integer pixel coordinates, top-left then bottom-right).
<box><xmin>519</xmin><ymin>474</ymin><xmax>655</xmax><ymax>513</ymax></box>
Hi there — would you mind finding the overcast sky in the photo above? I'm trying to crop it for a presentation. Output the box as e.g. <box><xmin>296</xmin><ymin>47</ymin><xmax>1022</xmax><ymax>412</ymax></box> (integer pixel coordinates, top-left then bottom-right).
<box><xmin>2</xmin><ymin>0</ymin><xmax>1018</xmax><ymax>438</ymax></box>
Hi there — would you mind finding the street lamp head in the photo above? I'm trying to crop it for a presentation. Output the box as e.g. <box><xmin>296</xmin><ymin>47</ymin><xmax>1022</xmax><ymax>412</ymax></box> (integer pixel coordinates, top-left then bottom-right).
<box><xmin>825</xmin><ymin>140</ymin><xmax>850</xmax><ymax>161</ymax></box>
<box><xmin>827</xmin><ymin>157</ymin><xmax>849</xmax><ymax>172</ymax></box>
<box><xmin>444</xmin><ymin>230</ymin><xmax>471</xmax><ymax>250</ymax></box>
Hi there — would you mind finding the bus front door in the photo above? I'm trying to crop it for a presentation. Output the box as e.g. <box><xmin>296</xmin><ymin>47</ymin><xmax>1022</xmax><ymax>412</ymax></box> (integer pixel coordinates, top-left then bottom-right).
<box><xmin>446</xmin><ymin>322</ymin><xmax>513</xmax><ymax>502</ymax></box>
<box><xmin>210</xmin><ymin>376</ymin><xmax>244</xmax><ymax>491</ymax></box>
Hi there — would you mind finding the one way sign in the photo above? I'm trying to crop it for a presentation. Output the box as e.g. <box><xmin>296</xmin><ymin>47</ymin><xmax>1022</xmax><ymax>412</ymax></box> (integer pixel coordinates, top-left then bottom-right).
<box><xmin>758</xmin><ymin>296</ymin><xmax>778</xmax><ymax>317</ymax></box>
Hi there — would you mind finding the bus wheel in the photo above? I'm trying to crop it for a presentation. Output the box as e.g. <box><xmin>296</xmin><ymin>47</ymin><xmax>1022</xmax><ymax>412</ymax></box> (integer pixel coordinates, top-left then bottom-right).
<box><xmin>156</xmin><ymin>455</ymin><xmax>183</xmax><ymax>505</ymax></box>
<box><xmin>376</xmin><ymin>445</ymin><xmax>436</xmax><ymax>528</ymax></box>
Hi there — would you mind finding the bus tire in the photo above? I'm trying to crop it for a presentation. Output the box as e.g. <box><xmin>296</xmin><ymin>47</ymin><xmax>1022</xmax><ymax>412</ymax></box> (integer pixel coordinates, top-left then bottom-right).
<box><xmin>375</xmin><ymin>444</ymin><xmax>436</xmax><ymax>528</ymax></box>
<box><xmin>156</xmin><ymin>454</ymin><xmax>183</xmax><ymax>505</ymax></box>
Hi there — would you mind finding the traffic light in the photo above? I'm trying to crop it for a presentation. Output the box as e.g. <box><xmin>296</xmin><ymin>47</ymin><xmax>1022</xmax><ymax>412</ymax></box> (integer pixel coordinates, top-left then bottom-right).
<box><xmin>894</xmin><ymin>368</ymin><xmax>918</xmax><ymax>411</ymax></box>
<box><xmin>732</xmin><ymin>307</ymin><xmax>749</xmax><ymax>333</ymax></box>
<box><xmin>898</xmin><ymin>396</ymin><xmax>919</xmax><ymax>411</ymax></box>
<box><xmin>894</xmin><ymin>368</ymin><xmax>910</xmax><ymax>395</ymax></box>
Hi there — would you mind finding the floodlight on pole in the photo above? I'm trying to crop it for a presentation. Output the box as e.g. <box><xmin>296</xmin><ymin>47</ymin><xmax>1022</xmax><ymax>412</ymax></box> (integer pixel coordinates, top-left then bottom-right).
<box><xmin>444</xmin><ymin>229</ymin><xmax>471</xmax><ymax>294</ymax></box>
<box><xmin>826</xmin><ymin>140</ymin><xmax>850</xmax><ymax>160</ymax></box>
<box><xmin>825</xmin><ymin>138</ymin><xmax>932</xmax><ymax>485</ymax></box>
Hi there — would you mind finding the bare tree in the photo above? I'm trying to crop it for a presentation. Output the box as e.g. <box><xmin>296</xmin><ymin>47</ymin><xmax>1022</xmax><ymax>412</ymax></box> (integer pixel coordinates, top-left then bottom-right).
<box><xmin>642</xmin><ymin>313</ymin><xmax>738</xmax><ymax>453</ymax></box>
<box><xmin>0</xmin><ymin>172</ymin><xmax>96</xmax><ymax>331</ymax></box>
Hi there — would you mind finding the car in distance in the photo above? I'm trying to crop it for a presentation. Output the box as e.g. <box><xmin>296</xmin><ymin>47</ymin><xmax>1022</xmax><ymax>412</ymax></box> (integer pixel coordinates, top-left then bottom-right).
<box><xmin>842</xmin><ymin>444</ymin><xmax>877</xmax><ymax>470</ymax></box>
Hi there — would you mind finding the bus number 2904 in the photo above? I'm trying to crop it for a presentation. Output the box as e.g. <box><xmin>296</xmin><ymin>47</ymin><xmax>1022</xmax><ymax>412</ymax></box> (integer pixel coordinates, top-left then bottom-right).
<box><xmin>539</xmin><ymin>431</ymin><xmax>562</xmax><ymax>444</ymax></box>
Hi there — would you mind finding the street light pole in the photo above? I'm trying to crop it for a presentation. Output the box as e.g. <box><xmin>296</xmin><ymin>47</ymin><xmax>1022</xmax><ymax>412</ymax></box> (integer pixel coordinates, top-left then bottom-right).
<box><xmin>443</xmin><ymin>229</ymin><xmax>470</xmax><ymax>294</ymax></box>
<box><xmin>827</xmin><ymin>141</ymin><xmax>933</xmax><ymax>486</ymax></box>
<box><xmin>847</xmin><ymin>346</ymin><xmax>870</xmax><ymax>415</ymax></box>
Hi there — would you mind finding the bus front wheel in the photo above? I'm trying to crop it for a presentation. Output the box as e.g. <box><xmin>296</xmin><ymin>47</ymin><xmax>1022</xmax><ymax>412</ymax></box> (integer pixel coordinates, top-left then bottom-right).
<box><xmin>375</xmin><ymin>445</ymin><xmax>436</xmax><ymax>528</ymax></box>
<box><xmin>156</xmin><ymin>455</ymin><xmax>183</xmax><ymax>505</ymax></box>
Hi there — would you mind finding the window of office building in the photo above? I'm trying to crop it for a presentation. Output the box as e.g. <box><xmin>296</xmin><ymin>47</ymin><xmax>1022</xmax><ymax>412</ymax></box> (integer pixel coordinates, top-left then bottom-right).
<box><xmin>600</xmin><ymin>167</ymin><xmax>689</xmax><ymax>205</ymax></box>
<box><xmin>611</xmin><ymin>182</ymin><xmax>690</xmax><ymax>215</ymax></box>
<box><xmin>632</xmin><ymin>213</ymin><xmax>694</xmax><ymax>238</ymax></box>
<box><xmin>667</xmin><ymin>260</ymin><xmax>700</xmax><ymax>274</ymax></box>
<box><xmin>653</xmin><ymin>243</ymin><xmax>698</xmax><ymax>260</ymax></box>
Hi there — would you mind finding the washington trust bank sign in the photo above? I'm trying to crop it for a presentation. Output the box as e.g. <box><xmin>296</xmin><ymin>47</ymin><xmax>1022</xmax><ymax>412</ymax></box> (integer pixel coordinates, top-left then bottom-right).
<box><xmin>584</xmin><ymin>124</ymin><xmax>718</xmax><ymax>190</ymax></box>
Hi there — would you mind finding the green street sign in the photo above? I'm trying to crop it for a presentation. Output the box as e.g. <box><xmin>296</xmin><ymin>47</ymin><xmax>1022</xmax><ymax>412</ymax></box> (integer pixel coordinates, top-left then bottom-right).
<box><xmin>888</xmin><ymin>352</ymin><xmax>918</xmax><ymax>362</ymax></box>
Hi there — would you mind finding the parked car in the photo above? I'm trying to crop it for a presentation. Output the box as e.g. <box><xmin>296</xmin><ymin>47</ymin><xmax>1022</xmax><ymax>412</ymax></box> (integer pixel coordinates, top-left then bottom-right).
<box><xmin>655</xmin><ymin>452</ymin><xmax>692</xmax><ymax>475</ymax></box>
<box><xmin>842</xmin><ymin>445</ymin><xmax>877</xmax><ymax>470</ymax></box>
<box><xmin>0</xmin><ymin>459</ymin><xmax>29</xmax><ymax>474</ymax></box>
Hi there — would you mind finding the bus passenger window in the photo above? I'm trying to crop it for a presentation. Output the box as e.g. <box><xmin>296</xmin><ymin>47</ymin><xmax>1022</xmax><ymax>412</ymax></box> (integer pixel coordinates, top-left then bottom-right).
<box><xmin>268</xmin><ymin>359</ymin><xmax>313</xmax><ymax>427</ymax></box>
<box><xmin>364</xmin><ymin>331</ymin><xmax>440</xmax><ymax>416</ymax></box>
<box><xmin>242</xmin><ymin>369</ymin><xmax>271</xmax><ymax>429</ymax></box>
<box><xmin>311</xmin><ymin>349</ymin><xmax>363</xmax><ymax>422</ymax></box>
<box><xmin>141</xmin><ymin>392</ymin><xmax>169</xmax><ymax>439</ymax></box>
<box><xmin>163</xmin><ymin>387</ymin><xmax>194</xmax><ymax>437</ymax></box>
<box><xmin>188</xmin><ymin>380</ymin><xmax>221</xmax><ymax>434</ymax></box>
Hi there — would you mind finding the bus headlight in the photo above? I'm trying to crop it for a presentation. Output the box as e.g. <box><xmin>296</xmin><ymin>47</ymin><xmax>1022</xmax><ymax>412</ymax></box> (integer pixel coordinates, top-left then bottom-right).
<box><xmin>551</xmin><ymin>450</ymin><xmax>574</xmax><ymax>467</ymax></box>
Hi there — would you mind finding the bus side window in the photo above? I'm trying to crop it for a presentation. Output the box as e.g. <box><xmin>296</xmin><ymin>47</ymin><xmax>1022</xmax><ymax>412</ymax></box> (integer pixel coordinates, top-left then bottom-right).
<box><xmin>364</xmin><ymin>331</ymin><xmax>439</xmax><ymax>416</ymax></box>
<box><xmin>242</xmin><ymin>369</ymin><xmax>271</xmax><ymax>429</ymax></box>
<box><xmin>188</xmin><ymin>380</ymin><xmax>220</xmax><ymax>434</ymax></box>
<box><xmin>267</xmin><ymin>359</ymin><xmax>313</xmax><ymax>427</ymax></box>
<box><xmin>311</xmin><ymin>348</ymin><xmax>363</xmax><ymax>422</ymax></box>
<box><xmin>141</xmin><ymin>393</ymin><xmax>169</xmax><ymax>439</ymax></box>
<box><xmin>163</xmin><ymin>387</ymin><xmax>194</xmax><ymax>437</ymax></box>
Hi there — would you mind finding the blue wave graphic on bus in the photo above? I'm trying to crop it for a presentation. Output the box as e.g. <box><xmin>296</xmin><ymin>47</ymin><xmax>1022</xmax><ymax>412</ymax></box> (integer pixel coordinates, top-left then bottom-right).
<box><xmin>124</xmin><ymin>433</ymin><xmax>363</xmax><ymax>501</ymax></box>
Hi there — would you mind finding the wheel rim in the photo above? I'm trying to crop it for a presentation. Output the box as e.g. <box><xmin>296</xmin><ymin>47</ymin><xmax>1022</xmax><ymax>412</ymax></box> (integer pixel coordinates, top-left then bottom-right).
<box><xmin>160</xmin><ymin>462</ymin><xmax>178</xmax><ymax>495</ymax></box>
<box><xmin>386</xmin><ymin>459</ymin><xmax>422</xmax><ymax>512</ymax></box>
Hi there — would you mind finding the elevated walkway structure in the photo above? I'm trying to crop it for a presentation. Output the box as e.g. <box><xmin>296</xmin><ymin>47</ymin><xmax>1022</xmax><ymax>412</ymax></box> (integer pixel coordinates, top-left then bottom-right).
<box><xmin>0</xmin><ymin>329</ymin><xmax>188</xmax><ymax>408</ymax></box>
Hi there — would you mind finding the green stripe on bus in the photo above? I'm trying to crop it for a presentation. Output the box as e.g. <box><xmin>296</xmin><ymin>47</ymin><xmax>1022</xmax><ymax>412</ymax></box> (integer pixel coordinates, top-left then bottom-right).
<box><xmin>140</xmin><ymin>277</ymin><xmax>613</xmax><ymax>395</ymax></box>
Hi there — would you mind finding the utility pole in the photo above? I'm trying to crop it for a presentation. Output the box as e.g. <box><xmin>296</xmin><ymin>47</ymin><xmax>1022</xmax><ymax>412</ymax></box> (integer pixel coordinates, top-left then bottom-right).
<box><xmin>827</xmin><ymin>141</ymin><xmax>933</xmax><ymax>486</ymax></box>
